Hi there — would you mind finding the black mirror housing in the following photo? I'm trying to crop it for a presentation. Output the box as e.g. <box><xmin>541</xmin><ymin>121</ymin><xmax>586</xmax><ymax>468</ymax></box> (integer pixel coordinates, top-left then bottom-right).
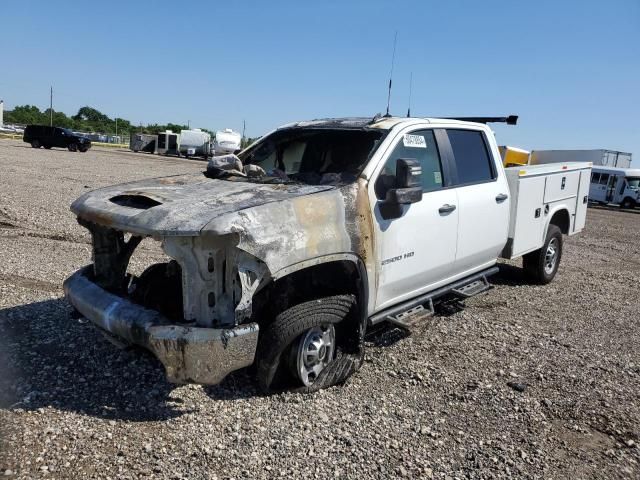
<box><xmin>385</xmin><ymin>187</ymin><xmax>422</xmax><ymax>204</ymax></box>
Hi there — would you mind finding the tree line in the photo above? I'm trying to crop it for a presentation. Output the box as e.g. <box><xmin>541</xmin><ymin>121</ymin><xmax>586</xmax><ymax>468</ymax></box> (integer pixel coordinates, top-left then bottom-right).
<box><xmin>4</xmin><ymin>105</ymin><xmax>200</xmax><ymax>136</ymax></box>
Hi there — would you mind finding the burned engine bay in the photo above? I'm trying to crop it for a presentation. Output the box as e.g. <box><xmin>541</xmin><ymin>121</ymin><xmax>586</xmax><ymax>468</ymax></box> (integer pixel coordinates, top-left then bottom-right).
<box><xmin>81</xmin><ymin>218</ymin><xmax>267</xmax><ymax>330</ymax></box>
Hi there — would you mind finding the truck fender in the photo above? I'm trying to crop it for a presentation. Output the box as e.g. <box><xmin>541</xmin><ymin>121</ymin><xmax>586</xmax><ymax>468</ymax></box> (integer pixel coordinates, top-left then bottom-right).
<box><xmin>268</xmin><ymin>253</ymin><xmax>370</xmax><ymax>333</ymax></box>
<box><xmin>544</xmin><ymin>206</ymin><xmax>571</xmax><ymax>238</ymax></box>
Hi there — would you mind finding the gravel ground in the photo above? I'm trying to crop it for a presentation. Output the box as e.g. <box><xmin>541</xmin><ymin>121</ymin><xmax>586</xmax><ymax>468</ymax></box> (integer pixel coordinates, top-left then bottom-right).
<box><xmin>0</xmin><ymin>138</ymin><xmax>639</xmax><ymax>479</ymax></box>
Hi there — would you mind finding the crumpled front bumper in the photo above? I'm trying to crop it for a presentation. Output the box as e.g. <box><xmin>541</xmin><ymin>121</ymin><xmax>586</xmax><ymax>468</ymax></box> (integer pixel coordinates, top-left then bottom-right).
<box><xmin>63</xmin><ymin>266</ymin><xmax>259</xmax><ymax>385</ymax></box>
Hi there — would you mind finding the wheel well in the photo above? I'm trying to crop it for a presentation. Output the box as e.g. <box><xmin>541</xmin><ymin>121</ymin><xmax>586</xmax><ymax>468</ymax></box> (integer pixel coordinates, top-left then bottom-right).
<box><xmin>549</xmin><ymin>209</ymin><xmax>570</xmax><ymax>234</ymax></box>
<box><xmin>251</xmin><ymin>260</ymin><xmax>365</xmax><ymax>329</ymax></box>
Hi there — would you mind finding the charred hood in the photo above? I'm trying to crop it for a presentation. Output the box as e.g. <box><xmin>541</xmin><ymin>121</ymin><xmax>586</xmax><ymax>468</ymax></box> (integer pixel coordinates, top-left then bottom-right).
<box><xmin>71</xmin><ymin>173</ymin><xmax>335</xmax><ymax>236</ymax></box>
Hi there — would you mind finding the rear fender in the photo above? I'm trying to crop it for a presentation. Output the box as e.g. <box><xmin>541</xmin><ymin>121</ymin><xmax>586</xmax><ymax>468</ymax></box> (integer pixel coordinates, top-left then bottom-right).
<box><xmin>544</xmin><ymin>205</ymin><xmax>571</xmax><ymax>238</ymax></box>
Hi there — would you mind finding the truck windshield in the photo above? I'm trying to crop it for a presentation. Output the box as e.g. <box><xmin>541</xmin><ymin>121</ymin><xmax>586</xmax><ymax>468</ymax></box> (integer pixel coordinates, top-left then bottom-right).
<box><xmin>626</xmin><ymin>177</ymin><xmax>640</xmax><ymax>189</ymax></box>
<box><xmin>238</xmin><ymin>128</ymin><xmax>385</xmax><ymax>185</ymax></box>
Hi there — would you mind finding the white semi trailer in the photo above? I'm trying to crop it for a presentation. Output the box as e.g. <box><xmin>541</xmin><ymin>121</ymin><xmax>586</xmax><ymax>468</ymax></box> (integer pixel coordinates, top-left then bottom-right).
<box><xmin>531</xmin><ymin>149</ymin><xmax>632</xmax><ymax>169</ymax></box>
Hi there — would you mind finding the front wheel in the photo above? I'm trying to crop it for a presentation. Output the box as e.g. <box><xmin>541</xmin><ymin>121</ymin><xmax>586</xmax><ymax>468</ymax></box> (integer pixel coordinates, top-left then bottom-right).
<box><xmin>31</xmin><ymin>140</ymin><xmax>41</xmax><ymax>148</ymax></box>
<box><xmin>288</xmin><ymin>324</ymin><xmax>336</xmax><ymax>386</ymax></box>
<box><xmin>523</xmin><ymin>225</ymin><xmax>563</xmax><ymax>284</ymax></box>
<box><xmin>256</xmin><ymin>294</ymin><xmax>363</xmax><ymax>392</ymax></box>
<box><xmin>68</xmin><ymin>143</ymin><xmax>78</xmax><ymax>152</ymax></box>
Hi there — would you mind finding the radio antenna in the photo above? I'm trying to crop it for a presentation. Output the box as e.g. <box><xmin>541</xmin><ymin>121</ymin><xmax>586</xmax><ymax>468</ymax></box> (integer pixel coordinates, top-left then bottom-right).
<box><xmin>384</xmin><ymin>31</ymin><xmax>397</xmax><ymax>117</ymax></box>
<box><xmin>407</xmin><ymin>72</ymin><xmax>413</xmax><ymax>117</ymax></box>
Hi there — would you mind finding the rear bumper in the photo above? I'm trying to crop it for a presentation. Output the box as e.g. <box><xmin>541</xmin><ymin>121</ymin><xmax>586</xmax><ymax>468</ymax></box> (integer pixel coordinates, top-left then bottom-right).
<box><xmin>63</xmin><ymin>266</ymin><xmax>259</xmax><ymax>384</ymax></box>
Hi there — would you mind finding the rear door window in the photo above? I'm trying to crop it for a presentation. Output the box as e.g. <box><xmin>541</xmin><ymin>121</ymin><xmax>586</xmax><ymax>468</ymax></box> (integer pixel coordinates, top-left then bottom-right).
<box><xmin>599</xmin><ymin>173</ymin><xmax>609</xmax><ymax>185</ymax></box>
<box><xmin>446</xmin><ymin>129</ymin><xmax>496</xmax><ymax>185</ymax></box>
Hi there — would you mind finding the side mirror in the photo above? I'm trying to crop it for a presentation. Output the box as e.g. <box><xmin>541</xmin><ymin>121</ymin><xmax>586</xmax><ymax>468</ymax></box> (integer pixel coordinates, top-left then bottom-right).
<box><xmin>385</xmin><ymin>158</ymin><xmax>423</xmax><ymax>205</ymax></box>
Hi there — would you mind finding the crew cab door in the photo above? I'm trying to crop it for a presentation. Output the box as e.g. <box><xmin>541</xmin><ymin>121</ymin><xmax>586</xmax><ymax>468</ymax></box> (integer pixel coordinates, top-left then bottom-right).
<box><xmin>54</xmin><ymin>128</ymin><xmax>67</xmax><ymax>148</ymax></box>
<box><xmin>369</xmin><ymin>128</ymin><xmax>459</xmax><ymax>312</ymax></box>
<box><xmin>442</xmin><ymin>129</ymin><xmax>510</xmax><ymax>274</ymax></box>
<box><xmin>44</xmin><ymin>127</ymin><xmax>55</xmax><ymax>147</ymax></box>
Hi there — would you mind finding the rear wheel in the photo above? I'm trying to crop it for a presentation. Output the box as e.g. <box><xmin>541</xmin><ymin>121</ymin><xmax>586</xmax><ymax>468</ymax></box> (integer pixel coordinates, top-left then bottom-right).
<box><xmin>523</xmin><ymin>225</ymin><xmax>563</xmax><ymax>284</ymax></box>
<box><xmin>621</xmin><ymin>197</ymin><xmax>636</xmax><ymax>209</ymax></box>
<box><xmin>256</xmin><ymin>294</ymin><xmax>362</xmax><ymax>392</ymax></box>
<box><xmin>68</xmin><ymin>143</ymin><xmax>78</xmax><ymax>152</ymax></box>
<box><xmin>31</xmin><ymin>140</ymin><xmax>41</xmax><ymax>148</ymax></box>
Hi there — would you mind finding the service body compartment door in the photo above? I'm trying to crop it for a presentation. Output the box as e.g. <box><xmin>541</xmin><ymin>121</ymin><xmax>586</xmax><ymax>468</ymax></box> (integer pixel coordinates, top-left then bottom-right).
<box><xmin>505</xmin><ymin>173</ymin><xmax>546</xmax><ymax>258</ymax></box>
<box><xmin>573</xmin><ymin>170</ymin><xmax>591</xmax><ymax>233</ymax></box>
<box><xmin>544</xmin><ymin>171</ymin><xmax>580</xmax><ymax>203</ymax></box>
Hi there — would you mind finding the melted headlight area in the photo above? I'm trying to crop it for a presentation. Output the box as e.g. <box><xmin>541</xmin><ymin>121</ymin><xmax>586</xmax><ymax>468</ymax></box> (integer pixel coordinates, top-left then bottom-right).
<box><xmin>82</xmin><ymin>220</ymin><xmax>268</xmax><ymax>328</ymax></box>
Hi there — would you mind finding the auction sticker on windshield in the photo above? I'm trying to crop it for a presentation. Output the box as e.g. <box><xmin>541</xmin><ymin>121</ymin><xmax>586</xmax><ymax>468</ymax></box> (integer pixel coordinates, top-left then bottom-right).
<box><xmin>403</xmin><ymin>134</ymin><xmax>427</xmax><ymax>148</ymax></box>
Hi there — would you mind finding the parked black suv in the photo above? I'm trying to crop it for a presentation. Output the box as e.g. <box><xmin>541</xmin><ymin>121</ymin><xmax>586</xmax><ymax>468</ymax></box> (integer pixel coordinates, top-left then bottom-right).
<box><xmin>23</xmin><ymin>125</ymin><xmax>92</xmax><ymax>152</ymax></box>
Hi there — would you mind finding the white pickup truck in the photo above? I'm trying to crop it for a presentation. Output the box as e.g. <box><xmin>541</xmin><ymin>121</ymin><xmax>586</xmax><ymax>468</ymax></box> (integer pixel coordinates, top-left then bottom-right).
<box><xmin>64</xmin><ymin>116</ymin><xmax>591</xmax><ymax>392</ymax></box>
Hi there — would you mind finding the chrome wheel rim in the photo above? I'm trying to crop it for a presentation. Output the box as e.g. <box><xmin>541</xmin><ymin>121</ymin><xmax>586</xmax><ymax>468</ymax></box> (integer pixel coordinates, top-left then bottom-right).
<box><xmin>296</xmin><ymin>325</ymin><xmax>335</xmax><ymax>386</ymax></box>
<box><xmin>544</xmin><ymin>238</ymin><xmax>558</xmax><ymax>275</ymax></box>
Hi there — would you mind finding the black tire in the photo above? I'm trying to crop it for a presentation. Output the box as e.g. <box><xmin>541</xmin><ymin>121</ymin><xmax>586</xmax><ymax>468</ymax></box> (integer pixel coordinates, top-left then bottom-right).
<box><xmin>256</xmin><ymin>294</ymin><xmax>362</xmax><ymax>393</ymax></box>
<box><xmin>78</xmin><ymin>146</ymin><xmax>88</xmax><ymax>153</ymax></box>
<box><xmin>620</xmin><ymin>197</ymin><xmax>636</xmax><ymax>209</ymax></box>
<box><xmin>44</xmin><ymin>145</ymin><xmax>52</xmax><ymax>149</ymax></box>
<box><xmin>68</xmin><ymin>143</ymin><xmax>78</xmax><ymax>152</ymax></box>
<box><xmin>523</xmin><ymin>225</ymin><xmax>563</xmax><ymax>284</ymax></box>
<box><xmin>31</xmin><ymin>140</ymin><xmax>41</xmax><ymax>148</ymax></box>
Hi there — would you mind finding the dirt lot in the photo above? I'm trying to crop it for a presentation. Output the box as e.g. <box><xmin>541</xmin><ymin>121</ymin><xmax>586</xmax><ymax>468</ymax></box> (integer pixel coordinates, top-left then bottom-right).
<box><xmin>0</xmin><ymin>138</ymin><xmax>639</xmax><ymax>479</ymax></box>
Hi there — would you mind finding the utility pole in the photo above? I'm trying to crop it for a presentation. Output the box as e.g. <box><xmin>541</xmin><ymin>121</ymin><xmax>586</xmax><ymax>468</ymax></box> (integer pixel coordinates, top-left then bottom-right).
<box><xmin>115</xmin><ymin>117</ymin><xmax>118</xmax><ymax>140</ymax></box>
<box><xmin>242</xmin><ymin>119</ymin><xmax>246</xmax><ymax>140</ymax></box>
<box><xmin>187</xmin><ymin>120</ymin><xmax>190</xmax><ymax>129</ymax></box>
<box><xmin>49</xmin><ymin>86</ymin><xmax>53</xmax><ymax>126</ymax></box>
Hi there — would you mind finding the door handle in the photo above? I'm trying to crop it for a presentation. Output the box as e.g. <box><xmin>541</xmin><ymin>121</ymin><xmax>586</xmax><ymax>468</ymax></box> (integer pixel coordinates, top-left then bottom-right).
<box><xmin>438</xmin><ymin>204</ymin><xmax>456</xmax><ymax>214</ymax></box>
<box><xmin>495</xmin><ymin>193</ymin><xmax>508</xmax><ymax>203</ymax></box>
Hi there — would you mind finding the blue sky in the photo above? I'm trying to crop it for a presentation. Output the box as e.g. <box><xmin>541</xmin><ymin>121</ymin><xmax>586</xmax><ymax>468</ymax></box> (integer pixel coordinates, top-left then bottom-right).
<box><xmin>2</xmin><ymin>1</ymin><xmax>639</xmax><ymax>159</ymax></box>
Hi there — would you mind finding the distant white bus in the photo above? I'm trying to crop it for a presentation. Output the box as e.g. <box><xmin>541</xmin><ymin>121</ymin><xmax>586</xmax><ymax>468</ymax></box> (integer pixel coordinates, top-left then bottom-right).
<box><xmin>589</xmin><ymin>166</ymin><xmax>640</xmax><ymax>209</ymax></box>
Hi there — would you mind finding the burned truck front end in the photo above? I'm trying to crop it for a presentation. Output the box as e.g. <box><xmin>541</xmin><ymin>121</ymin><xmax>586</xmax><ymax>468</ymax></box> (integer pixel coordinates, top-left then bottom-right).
<box><xmin>62</xmin><ymin>174</ymin><xmax>296</xmax><ymax>385</ymax></box>
<box><xmin>63</xmin><ymin>171</ymin><xmax>346</xmax><ymax>384</ymax></box>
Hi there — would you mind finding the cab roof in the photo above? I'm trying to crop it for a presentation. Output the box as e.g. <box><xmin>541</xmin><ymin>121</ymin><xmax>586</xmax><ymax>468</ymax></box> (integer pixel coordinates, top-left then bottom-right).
<box><xmin>279</xmin><ymin>116</ymin><xmax>489</xmax><ymax>131</ymax></box>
